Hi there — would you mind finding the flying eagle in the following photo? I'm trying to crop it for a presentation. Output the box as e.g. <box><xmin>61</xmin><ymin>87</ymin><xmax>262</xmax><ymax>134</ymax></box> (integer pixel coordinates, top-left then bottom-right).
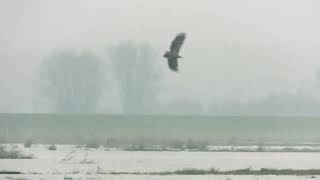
<box><xmin>163</xmin><ymin>32</ymin><xmax>186</xmax><ymax>72</ymax></box>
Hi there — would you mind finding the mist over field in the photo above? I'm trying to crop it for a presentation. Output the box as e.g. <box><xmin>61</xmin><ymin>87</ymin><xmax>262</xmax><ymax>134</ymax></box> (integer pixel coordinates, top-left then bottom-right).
<box><xmin>1</xmin><ymin>0</ymin><xmax>320</xmax><ymax>115</ymax></box>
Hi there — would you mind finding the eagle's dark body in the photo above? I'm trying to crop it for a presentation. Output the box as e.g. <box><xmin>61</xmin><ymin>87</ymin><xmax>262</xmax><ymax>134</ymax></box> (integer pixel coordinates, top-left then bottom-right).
<box><xmin>163</xmin><ymin>33</ymin><xmax>186</xmax><ymax>72</ymax></box>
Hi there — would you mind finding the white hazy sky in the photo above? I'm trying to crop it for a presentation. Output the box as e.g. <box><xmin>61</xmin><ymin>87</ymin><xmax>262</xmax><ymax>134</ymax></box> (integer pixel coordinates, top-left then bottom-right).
<box><xmin>1</xmin><ymin>0</ymin><xmax>320</xmax><ymax>112</ymax></box>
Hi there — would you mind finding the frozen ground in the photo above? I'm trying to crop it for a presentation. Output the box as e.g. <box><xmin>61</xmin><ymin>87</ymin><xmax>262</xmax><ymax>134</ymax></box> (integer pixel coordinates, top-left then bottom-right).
<box><xmin>207</xmin><ymin>145</ymin><xmax>320</xmax><ymax>152</ymax></box>
<box><xmin>1</xmin><ymin>144</ymin><xmax>320</xmax><ymax>180</ymax></box>
<box><xmin>0</xmin><ymin>174</ymin><xmax>319</xmax><ymax>180</ymax></box>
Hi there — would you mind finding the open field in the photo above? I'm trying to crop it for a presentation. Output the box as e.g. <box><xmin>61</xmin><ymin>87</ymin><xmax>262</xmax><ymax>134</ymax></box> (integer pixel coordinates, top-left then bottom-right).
<box><xmin>1</xmin><ymin>114</ymin><xmax>320</xmax><ymax>179</ymax></box>
<box><xmin>2</xmin><ymin>145</ymin><xmax>320</xmax><ymax>173</ymax></box>
<box><xmin>0</xmin><ymin>174</ymin><xmax>319</xmax><ymax>180</ymax></box>
<box><xmin>1</xmin><ymin>114</ymin><xmax>320</xmax><ymax>145</ymax></box>
<box><xmin>1</xmin><ymin>144</ymin><xmax>320</xmax><ymax>179</ymax></box>
<box><xmin>1</xmin><ymin>174</ymin><xmax>319</xmax><ymax>180</ymax></box>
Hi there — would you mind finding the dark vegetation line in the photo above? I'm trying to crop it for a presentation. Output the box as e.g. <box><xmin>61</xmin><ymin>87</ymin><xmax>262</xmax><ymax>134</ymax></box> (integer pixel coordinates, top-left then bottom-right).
<box><xmin>108</xmin><ymin>168</ymin><xmax>320</xmax><ymax>176</ymax></box>
<box><xmin>0</xmin><ymin>171</ymin><xmax>21</xmax><ymax>174</ymax></box>
<box><xmin>2</xmin><ymin>168</ymin><xmax>320</xmax><ymax>176</ymax></box>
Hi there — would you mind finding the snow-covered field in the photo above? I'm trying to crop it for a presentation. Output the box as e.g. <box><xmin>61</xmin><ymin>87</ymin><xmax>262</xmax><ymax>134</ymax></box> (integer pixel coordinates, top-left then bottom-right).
<box><xmin>0</xmin><ymin>174</ymin><xmax>319</xmax><ymax>180</ymax></box>
<box><xmin>1</xmin><ymin>144</ymin><xmax>320</xmax><ymax>180</ymax></box>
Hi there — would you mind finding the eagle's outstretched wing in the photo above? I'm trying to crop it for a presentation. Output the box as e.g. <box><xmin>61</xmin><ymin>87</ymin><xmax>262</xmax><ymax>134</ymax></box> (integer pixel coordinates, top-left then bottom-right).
<box><xmin>170</xmin><ymin>33</ymin><xmax>186</xmax><ymax>53</ymax></box>
<box><xmin>167</xmin><ymin>58</ymin><xmax>178</xmax><ymax>72</ymax></box>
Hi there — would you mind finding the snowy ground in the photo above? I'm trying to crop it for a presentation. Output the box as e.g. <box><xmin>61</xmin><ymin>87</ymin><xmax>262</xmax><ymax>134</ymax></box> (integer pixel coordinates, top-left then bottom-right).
<box><xmin>0</xmin><ymin>174</ymin><xmax>319</xmax><ymax>180</ymax></box>
<box><xmin>1</xmin><ymin>144</ymin><xmax>320</xmax><ymax>180</ymax></box>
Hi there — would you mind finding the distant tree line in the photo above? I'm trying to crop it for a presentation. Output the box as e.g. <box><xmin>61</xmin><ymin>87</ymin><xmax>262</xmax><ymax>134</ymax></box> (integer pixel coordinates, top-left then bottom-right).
<box><xmin>34</xmin><ymin>51</ymin><xmax>105</xmax><ymax>113</ymax></box>
<box><xmin>33</xmin><ymin>42</ymin><xmax>320</xmax><ymax>115</ymax></box>
<box><xmin>34</xmin><ymin>42</ymin><xmax>162</xmax><ymax>114</ymax></box>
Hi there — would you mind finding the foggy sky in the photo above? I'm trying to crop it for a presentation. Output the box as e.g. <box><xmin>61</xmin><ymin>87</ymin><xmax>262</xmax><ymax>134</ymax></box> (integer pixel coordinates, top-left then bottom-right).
<box><xmin>1</xmin><ymin>0</ymin><xmax>320</xmax><ymax>112</ymax></box>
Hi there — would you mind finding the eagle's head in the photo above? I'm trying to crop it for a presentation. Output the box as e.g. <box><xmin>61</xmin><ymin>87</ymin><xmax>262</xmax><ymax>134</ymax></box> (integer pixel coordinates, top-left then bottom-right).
<box><xmin>163</xmin><ymin>50</ymin><xmax>181</xmax><ymax>59</ymax></box>
<box><xmin>163</xmin><ymin>51</ymin><xmax>170</xmax><ymax>58</ymax></box>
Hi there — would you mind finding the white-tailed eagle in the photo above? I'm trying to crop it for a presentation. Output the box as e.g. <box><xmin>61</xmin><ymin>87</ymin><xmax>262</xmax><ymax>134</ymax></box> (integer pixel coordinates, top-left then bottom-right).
<box><xmin>163</xmin><ymin>32</ymin><xmax>186</xmax><ymax>72</ymax></box>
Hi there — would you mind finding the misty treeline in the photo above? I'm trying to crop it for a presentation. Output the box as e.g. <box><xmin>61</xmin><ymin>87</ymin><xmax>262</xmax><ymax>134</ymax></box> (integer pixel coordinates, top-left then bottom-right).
<box><xmin>32</xmin><ymin>42</ymin><xmax>320</xmax><ymax>115</ymax></box>
<box><xmin>33</xmin><ymin>42</ymin><xmax>162</xmax><ymax>114</ymax></box>
<box><xmin>33</xmin><ymin>51</ymin><xmax>105</xmax><ymax>113</ymax></box>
